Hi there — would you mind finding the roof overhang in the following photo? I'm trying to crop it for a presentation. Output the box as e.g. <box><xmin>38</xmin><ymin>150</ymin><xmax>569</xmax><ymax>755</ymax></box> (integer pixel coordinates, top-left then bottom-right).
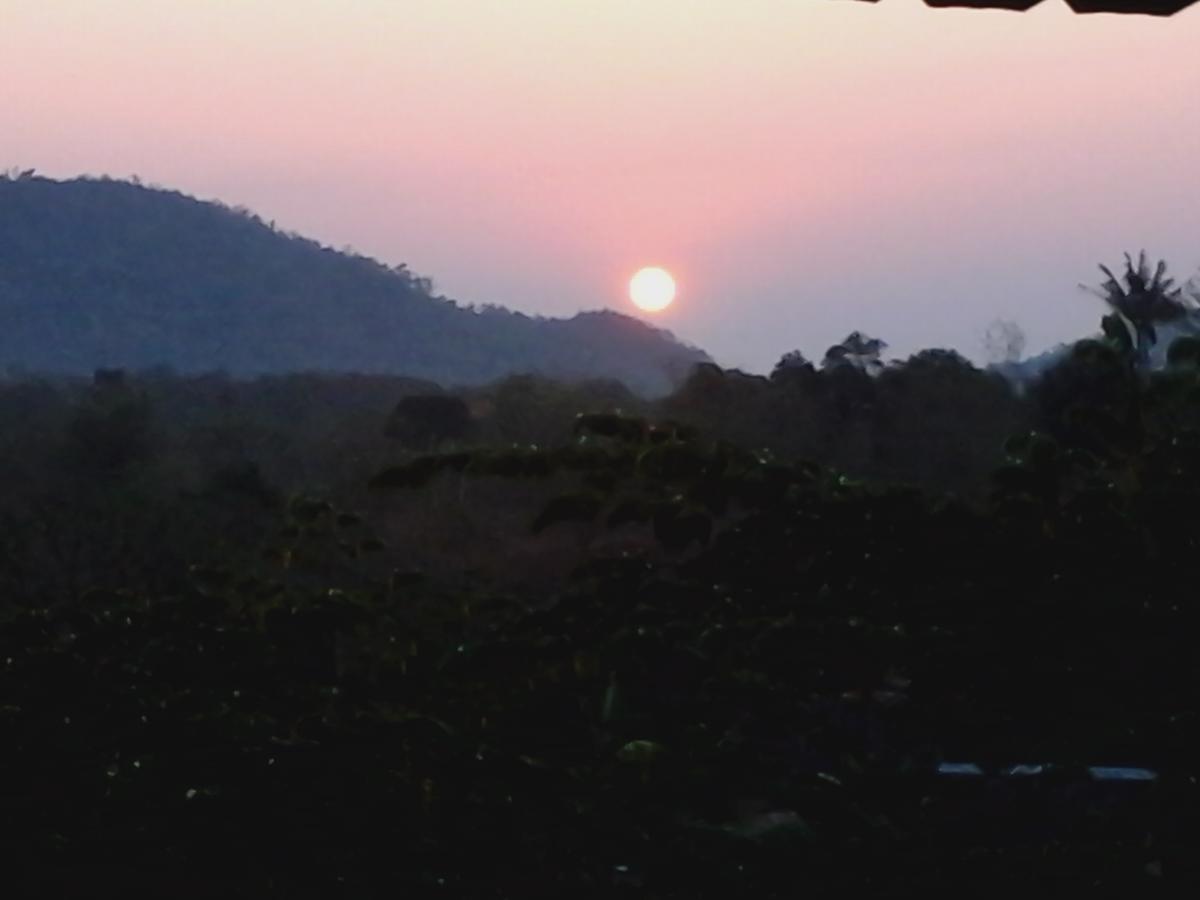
<box><xmin>845</xmin><ymin>1</ymin><xmax>1196</xmax><ymax>15</ymax></box>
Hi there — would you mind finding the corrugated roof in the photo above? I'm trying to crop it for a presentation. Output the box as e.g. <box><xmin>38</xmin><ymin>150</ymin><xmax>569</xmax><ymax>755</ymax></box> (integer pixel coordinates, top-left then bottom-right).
<box><xmin>847</xmin><ymin>1</ymin><xmax>1196</xmax><ymax>15</ymax></box>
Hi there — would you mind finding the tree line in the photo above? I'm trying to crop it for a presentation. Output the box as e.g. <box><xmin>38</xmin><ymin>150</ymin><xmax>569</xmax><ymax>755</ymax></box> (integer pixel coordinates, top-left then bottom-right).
<box><xmin>4</xmin><ymin>252</ymin><xmax>1200</xmax><ymax>893</ymax></box>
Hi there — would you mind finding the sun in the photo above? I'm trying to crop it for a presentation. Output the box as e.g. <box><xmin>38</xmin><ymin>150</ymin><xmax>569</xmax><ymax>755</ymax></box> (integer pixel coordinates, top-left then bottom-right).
<box><xmin>629</xmin><ymin>266</ymin><xmax>676</xmax><ymax>313</ymax></box>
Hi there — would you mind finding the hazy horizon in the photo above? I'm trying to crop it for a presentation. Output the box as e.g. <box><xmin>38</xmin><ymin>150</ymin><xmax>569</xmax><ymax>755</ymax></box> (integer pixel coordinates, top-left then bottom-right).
<box><xmin>4</xmin><ymin>1</ymin><xmax>1199</xmax><ymax>370</ymax></box>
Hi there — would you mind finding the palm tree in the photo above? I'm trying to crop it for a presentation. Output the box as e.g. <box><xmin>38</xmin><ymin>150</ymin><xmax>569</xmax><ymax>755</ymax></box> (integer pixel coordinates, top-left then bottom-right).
<box><xmin>1090</xmin><ymin>252</ymin><xmax>1195</xmax><ymax>369</ymax></box>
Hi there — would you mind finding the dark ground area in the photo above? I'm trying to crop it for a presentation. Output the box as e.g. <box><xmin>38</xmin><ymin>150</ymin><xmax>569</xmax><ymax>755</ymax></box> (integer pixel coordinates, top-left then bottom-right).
<box><xmin>5</xmin><ymin>295</ymin><xmax>1200</xmax><ymax>893</ymax></box>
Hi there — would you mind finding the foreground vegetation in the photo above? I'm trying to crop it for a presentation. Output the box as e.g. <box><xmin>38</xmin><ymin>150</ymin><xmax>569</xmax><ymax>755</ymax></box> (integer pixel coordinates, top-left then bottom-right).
<box><xmin>6</xmin><ymin>302</ymin><xmax>1200</xmax><ymax>892</ymax></box>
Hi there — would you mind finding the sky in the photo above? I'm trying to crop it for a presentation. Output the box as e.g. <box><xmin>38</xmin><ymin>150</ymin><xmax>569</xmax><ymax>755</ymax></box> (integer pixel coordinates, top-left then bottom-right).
<box><xmin>3</xmin><ymin>0</ymin><xmax>1199</xmax><ymax>371</ymax></box>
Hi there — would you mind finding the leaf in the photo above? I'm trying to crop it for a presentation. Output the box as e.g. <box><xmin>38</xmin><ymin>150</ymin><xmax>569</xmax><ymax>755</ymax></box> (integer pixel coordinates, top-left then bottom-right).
<box><xmin>606</xmin><ymin>498</ymin><xmax>652</xmax><ymax>528</ymax></box>
<box><xmin>1167</xmin><ymin>336</ymin><xmax>1200</xmax><ymax>368</ymax></box>
<box><xmin>369</xmin><ymin>453</ymin><xmax>471</xmax><ymax>489</ymax></box>
<box><xmin>531</xmin><ymin>492</ymin><xmax>604</xmax><ymax>533</ymax></box>
<box><xmin>601</xmin><ymin>672</ymin><xmax>621</xmax><ymax>723</ymax></box>
<box><xmin>652</xmin><ymin>504</ymin><xmax>712</xmax><ymax>551</ymax></box>
<box><xmin>468</xmin><ymin>448</ymin><xmax>556</xmax><ymax>478</ymax></box>
<box><xmin>1101</xmin><ymin>313</ymin><xmax>1134</xmax><ymax>357</ymax></box>
<box><xmin>574</xmin><ymin>412</ymin><xmax>648</xmax><ymax>443</ymax></box>
<box><xmin>290</xmin><ymin>497</ymin><xmax>333</xmax><ymax>523</ymax></box>
<box><xmin>616</xmin><ymin>740</ymin><xmax>665</xmax><ymax>765</ymax></box>
<box><xmin>728</xmin><ymin>810</ymin><xmax>815</xmax><ymax>843</ymax></box>
<box><xmin>637</xmin><ymin>442</ymin><xmax>710</xmax><ymax>482</ymax></box>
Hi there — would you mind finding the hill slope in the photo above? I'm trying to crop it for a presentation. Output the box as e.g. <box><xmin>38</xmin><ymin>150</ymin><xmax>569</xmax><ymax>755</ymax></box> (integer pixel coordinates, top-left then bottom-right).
<box><xmin>0</xmin><ymin>174</ymin><xmax>708</xmax><ymax>394</ymax></box>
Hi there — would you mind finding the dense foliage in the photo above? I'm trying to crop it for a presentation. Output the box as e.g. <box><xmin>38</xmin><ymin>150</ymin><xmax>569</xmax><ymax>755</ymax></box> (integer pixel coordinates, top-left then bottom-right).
<box><xmin>0</xmin><ymin>174</ymin><xmax>707</xmax><ymax>394</ymax></box>
<box><xmin>5</xmin><ymin>320</ymin><xmax>1200</xmax><ymax>893</ymax></box>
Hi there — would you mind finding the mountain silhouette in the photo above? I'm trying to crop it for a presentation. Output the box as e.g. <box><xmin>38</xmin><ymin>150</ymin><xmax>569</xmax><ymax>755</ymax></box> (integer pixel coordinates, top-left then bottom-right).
<box><xmin>0</xmin><ymin>174</ymin><xmax>708</xmax><ymax>394</ymax></box>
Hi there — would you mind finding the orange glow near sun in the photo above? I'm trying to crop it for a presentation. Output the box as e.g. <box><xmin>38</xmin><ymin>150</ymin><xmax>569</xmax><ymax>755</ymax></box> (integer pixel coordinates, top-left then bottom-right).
<box><xmin>629</xmin><ymin>266</ymin><xmax>676</xmax><ymax>313</ymax></box>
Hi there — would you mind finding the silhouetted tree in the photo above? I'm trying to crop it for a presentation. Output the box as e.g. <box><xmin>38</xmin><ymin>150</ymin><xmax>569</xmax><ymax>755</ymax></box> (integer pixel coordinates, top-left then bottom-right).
<box><xmin>1030</xmin><ymin>340</ymin><xmax>1139</xmax><ymax>457</ymax></box>
<box><xmin>874</xmin><ymin>349</ymin><xmax>1021</xmax><ymax>491</ymax></box>
<box><xmin>822</xmin><ymin>331</ymin><xmax>887</xmax><ymax>374</ymax></box>
<box><xmin>1090</xmin><ymin>252</ymin><xmax>1195</xmax><ymax>369</ymax></box>
<box><xmin>64</xmin><ymin>373</ymin><xmax>154</xmax><ymax>474</ymax></box>
<box><xmin>983</xmin><ymin>319</ymin><xmax>1026</xmax><ymax>365</ymax></box>
<box><xmin>385</xmin><ymin>394</ymin><xmax>472</xmax><ymax>449</ymax></box>
<box><xmin>769</xmin><ymin>350</ymin><xmax>816</xmax><ymax>386</ymax></box>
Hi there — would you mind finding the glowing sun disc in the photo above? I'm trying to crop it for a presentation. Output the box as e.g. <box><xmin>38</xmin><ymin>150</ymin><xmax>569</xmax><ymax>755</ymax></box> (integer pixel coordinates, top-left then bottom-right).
<box><xmin>629</xmin><ymin>267</ymin><xmax>676</xmax><ymax>312</ymax></box>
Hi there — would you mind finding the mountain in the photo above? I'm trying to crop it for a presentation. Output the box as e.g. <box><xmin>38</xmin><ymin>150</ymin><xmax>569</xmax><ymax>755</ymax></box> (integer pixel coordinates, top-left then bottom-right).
<box><xmin>0</xmin><ymin>174</ymin><xmax>708</xmax><ymax>395</ymax></box>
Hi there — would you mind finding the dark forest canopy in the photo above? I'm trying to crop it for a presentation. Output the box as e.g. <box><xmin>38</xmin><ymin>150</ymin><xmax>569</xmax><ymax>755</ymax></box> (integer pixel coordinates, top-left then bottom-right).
<box><xmin>845</xmin><ymin>0</ymin><xmax>1196</xmax><ymax>15</ymax></box>
<box><xmin>4</xmin><ymin>246</ymin><xmax>1200</xmax><ymax>892</ymax></box>
<box><xmin>9</xmin><ymin>327</ymin><xmax>1200</xmax><ymax>892</ymax></box>
<box><xmin>0</xmin><ymin>174</ymin><xmax>708</xmax><ymax>395</ymax></box>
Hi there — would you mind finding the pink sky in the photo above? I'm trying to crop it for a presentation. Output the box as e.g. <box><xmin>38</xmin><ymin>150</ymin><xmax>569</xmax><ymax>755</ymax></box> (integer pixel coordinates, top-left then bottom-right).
<box><xmin>3</xmin><ymin>0</ymin><xmax>1199</xmax><ymax>369</ymax></box>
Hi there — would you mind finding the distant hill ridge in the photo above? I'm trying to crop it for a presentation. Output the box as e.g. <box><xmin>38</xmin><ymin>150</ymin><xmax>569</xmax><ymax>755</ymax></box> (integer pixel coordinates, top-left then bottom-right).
<box><xmin>0</xmin><ymin>174</ymin><xmax>708</xmax><ymax>394</ymax></box>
